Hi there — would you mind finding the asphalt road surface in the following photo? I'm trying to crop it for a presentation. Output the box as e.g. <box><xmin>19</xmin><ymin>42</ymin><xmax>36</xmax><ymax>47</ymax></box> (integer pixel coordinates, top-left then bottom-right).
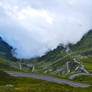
<box><xmin>6</xmin><ymin>71</ymin><xmax>91</xmax><ymax>88</ymax></box>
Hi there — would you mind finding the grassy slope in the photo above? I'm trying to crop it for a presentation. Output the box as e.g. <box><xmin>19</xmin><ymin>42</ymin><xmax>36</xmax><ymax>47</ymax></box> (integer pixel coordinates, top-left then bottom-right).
<box><xmin>0</xmin><ymin>60</ymin><xmax>91</xmax><ymax>92</ymax></box>
<box><xmin>73</xmin><ymin>75</ymin><xmax>92</xmax><ymax>85</ymax></box>
<box><xmin>78</xmin><ymin>56</ymin><xmax>92</xmax><ymax>73</ymax></box>
<box><xmin>0</xmin><ymin>59</ymin><xmax>15</xmax><ymax>71</ymax></box>
<box><xmin>73</xmin><ymin>30</ymin><xmax>92</xmax><ymax>73</ymax></box>
<box><xmin>0</xmin><ymin>71</ymin><xmax>92</xmax><ymax>92</ymax></box>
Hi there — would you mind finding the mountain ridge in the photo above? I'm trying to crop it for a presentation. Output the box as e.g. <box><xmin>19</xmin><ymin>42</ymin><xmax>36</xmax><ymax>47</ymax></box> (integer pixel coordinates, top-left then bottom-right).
<box><xmin>28</xmin><ymin>30</ymin><xmax>92</xmax><ymax>75</ymax></box>
<box><xmin>0</xmin><ymin>30</ymin><xmax>92</xmax><ymax>75</ymax></box>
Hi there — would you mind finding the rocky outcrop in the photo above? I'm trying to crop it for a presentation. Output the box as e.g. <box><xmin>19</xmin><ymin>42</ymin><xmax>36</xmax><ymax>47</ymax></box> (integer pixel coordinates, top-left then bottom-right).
<box><xmin>66</xmin><ymin>59</ymin><xmax>89</xmax><ymax>74</ymax></box>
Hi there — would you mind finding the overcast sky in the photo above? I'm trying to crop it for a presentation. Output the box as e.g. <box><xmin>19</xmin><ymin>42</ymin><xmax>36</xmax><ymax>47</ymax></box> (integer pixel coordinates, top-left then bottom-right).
<box><xmin>0</xmin><ymin>0</ymin><xmax>92</xmax><ymax>59</ymax></box>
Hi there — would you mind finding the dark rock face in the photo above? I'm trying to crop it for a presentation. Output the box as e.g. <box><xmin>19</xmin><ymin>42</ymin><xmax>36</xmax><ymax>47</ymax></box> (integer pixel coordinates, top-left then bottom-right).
<box><xmin>0</xmin><ymin>37</ymin><xmax>17</xmax><ymax>61</ymax></box>
<box><xmin>0</xmin><ymin>37</ymin><xmax>12</xmax><ymax>54</ymax></box>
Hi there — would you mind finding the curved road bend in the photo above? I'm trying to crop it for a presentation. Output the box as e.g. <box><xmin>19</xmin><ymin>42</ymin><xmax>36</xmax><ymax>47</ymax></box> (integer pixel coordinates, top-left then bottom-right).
<box><xmin>69</xmin><ymin>73</ymin><xmax>92</xmax><ymax>79</ymax></box>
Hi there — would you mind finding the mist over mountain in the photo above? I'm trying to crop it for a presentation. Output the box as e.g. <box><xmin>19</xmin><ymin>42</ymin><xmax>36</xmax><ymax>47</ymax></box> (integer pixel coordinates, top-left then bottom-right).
<box><xmin>0</xmin><ymin>0</ymin><xmax>92</xmax><ymax>59</ymax></box>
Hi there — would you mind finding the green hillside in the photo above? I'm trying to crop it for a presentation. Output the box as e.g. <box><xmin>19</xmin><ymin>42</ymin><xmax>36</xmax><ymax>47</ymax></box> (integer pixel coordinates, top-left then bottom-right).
<box><xmin>0</xmin><ymin>70</ymin><xmax>92</xmax><ymax>92</ymax></box>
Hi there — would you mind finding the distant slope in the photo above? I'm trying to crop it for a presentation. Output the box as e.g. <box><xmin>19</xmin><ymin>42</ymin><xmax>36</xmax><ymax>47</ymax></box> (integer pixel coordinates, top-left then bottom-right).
<box><xmin>0</xmin><ymin>37</ymin><xmax>17</xmax><ymax>70</ymax></box>
<box><xmin>69</xmin><ymin>30</ymin><xmax>92</xmax><ymax>51</ymax></box>
<box><xmin>0</xmin><ymin>37</ymin><xmax>32</xmax><ymax>71</ymax></box>
<box><xmin>0</xmin><ymin>37</ymin><xmax>17</xmax><ymax>61</ymax></box>
<box><xmin>0</xmin><ymin>59</ymin><xmax>14</xmax><ymax>70</ymax></box>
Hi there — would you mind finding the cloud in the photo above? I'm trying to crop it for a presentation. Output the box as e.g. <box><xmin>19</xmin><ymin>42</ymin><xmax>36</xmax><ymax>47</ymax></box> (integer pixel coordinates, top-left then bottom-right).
<box><xmin>0</xmin><ymin>0</ymin><xmax>92</xmax><ymax>59</ymax></box>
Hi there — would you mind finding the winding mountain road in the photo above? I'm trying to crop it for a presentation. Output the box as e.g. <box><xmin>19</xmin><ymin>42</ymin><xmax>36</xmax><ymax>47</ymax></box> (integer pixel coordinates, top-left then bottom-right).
<box><xmin>69</xmin><ymin>73</ymin><xmax>92</xmax><ymax>79</ymax></box>
<box><xmin>6</xmin><ymin>71</ymin><xmax>91</xmax><ymax>88</ymax></box>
